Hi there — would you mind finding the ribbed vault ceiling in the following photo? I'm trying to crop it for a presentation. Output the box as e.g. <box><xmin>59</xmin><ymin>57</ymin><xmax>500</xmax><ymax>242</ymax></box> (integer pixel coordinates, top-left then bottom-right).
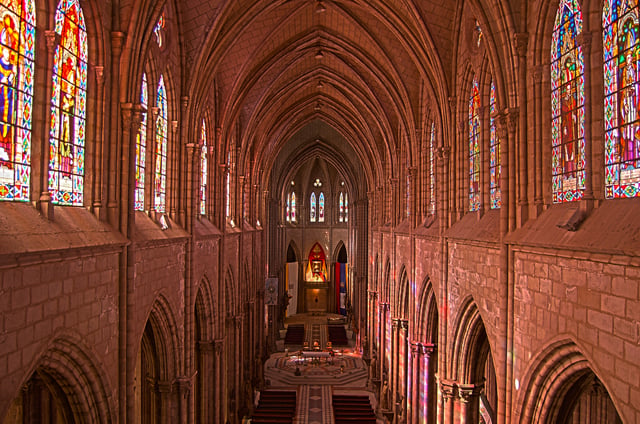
<box><xmin>180</xmin><ymin>0</ymin><xmax>456</xmax><ymax>195</ymax></box>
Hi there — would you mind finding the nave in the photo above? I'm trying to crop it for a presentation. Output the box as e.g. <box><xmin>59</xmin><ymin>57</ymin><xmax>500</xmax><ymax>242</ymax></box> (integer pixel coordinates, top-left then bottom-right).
<box><xmin>252</xmin><ymin>313</ymin><xmax>380</xmax><ymax>424</ymax></box>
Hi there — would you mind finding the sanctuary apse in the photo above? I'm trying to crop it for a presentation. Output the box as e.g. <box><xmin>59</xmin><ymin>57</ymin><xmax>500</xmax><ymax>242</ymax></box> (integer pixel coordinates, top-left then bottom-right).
<box><xmin>0</xmin><ymin>0</ymin><xmax>639</xmax><ymax>423</ymax></box>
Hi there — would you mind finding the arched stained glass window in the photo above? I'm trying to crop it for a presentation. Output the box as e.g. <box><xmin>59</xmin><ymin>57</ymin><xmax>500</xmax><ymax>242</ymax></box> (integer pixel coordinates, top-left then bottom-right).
<box><xmin>319</xmin><ymin>192</ymin><xmax>325</xmax><ymax>222</ymax></box>
<box><xmin>154</xmin><ymin>75</ymin><xmax>167</xmax><ymax>213</ymax></box>
<box><xmin>49</xmin><ymin>0</ymin><xmax>86</xmax><ymax>206</ymax></box>
<box><xmin>154</xmin><ymin>11</ymin><xmax>165</xmax><ymax>48</ymax></box>
<box><xmin>200</xmin><ymin>119</ymin><xmax>207</xmax><ymax>215</ymax></box>
<box><xmin>286</xmin><ymin>193</ymin><xmax>290</xmax><ymax>222</ymax></box>
<box><xmin>225</xmin><ymin>152</ymin><xmax>230</xmax><ymax>219</ymax></box>
<box><xmin>604</xmin><ymin>0</ymin><xmax>640</xmax><ymax>198</ymax></box>
<box><xmin>310</xmin><ymin>192</ymin><xmax>316</xmax><ymax>222</ymax></box>
<box><xmin>429</xmin><ymin>122</ymin><xmax>436</xmax><ymax>214</ymax></box>
<box><xmin>551</xmin><ymin>0</ymin><xmax>585</xmax><ymax>203</ymax></box>
<box><xmin>490</xmin><ymin>80</ymin><xmax>501</xmax><ymax>209</ymax></box>
<box><xmin>345</xmin><ymin>192</ymin><xmax>348</xmax><ymax>222</ymax></box>
<box><xmin>339</xmin><ymin>192</ymin><xmax>344</xmax><ymax>222</ymax></box>
<box><xmin>0</xmin><ymin>0</ymin><xmax>34</xmax><ymax>202</ymax></box>
<box><xmin>134</xmin><ymin>73</ymin><xmax>147</xmax><ymax>211</ymax></box>
<box><xmin>291</xmin><ymin>191</ymin><xmax>296</xmax><ymax>222</ymax></box>
<box><xmin>469</xmin><ymin>77</ymin><xmax>481</xmax><ymax>211</ymax></box>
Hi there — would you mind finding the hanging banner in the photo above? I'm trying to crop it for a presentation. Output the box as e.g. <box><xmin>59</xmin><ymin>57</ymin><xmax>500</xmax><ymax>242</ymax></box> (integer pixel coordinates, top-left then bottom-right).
<box><xmin>286</xmin><ymin>262</ymin><xmax>298</xmax><ymax>316</ymax></box>
<box><xmin>265</xmin><ymin>278</ymin><xmax>278</xmax><ymax>305</ymax></box>
<box><xmin>335</xmin><ymin>262</ymin><xmax>347</xmax><ymax>315</ymax></box>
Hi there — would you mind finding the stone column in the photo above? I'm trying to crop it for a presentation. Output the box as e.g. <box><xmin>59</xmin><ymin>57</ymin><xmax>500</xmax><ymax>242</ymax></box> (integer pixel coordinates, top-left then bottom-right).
<box><xmin>175</xmin><ymin>377</ymin><xmax>191</xmax><ymax>424</ymax></box>
<box><xmin>409</xmin><ymin>342</ymin><xmax>420</xmax><ymax>424</ymax></box>
<box><xmin>390</xmin><ymin>318</ymin><xmax>398</xmax><ymax>413</ymax></box>
<box><xmin>107</xmin><ymin>32</ymin><xmax>125</xmax><ymax>229</ymax></box>
<box><xmin>170</xmin><ymin>119</ymin><xmax>179</xmax><ymax>219</ymax></box>
<box><xmin>36</xmin><ymin>31</ymin><xmax>57</xmax><ymax>220</ymax></box>
<box><xmin>157</xmin><ymin>381</ymin><xmax>172</xmax><ymax>423</ymax></box>
<box><xmin>577</xmin><ymin>32</ymin><xmax>594</xmax><ymax>205</ymax></box>
<box><xmin>214</xmin><ymin>340</ymin><xmax>224</xmax><ymax>424</ymax></box>
<box><xmin>422</xmin><ymin>344</ymin><xmax>436</xmax><ymax>423</ymax></box>
<box><xmin>532</xmin><ymin>66</ymin><xmax>544</xmax><ymax>215</ymax></box>
<box><xmin>380</xmin><ymin>302</ymin><xmax>389</xmax><ymax>382</ymax></box>
<box><xmin>458</xmin><ymin>383</ymin><xmax>484</xmax><ymax>424</ymax></box>
<box><xmin>514</xmin><ymin>33</ymin><xmax>529</xmax><ymax>227</ymax></box>
<box><xmin>440</xmin><ymin>380</ymin><xmax>457</xmax><ymax>424</ymax></box>
<box><xmin>197</xmin><ymin>340</ymin><xmax>215</xmax><ymax>423</ymax></box>
<box><xmin>399</xmin><ymin>319</ymin><xmax>409</xmax><ymax>422</ymax></box>
<box><xmin>92</xmin><ymin>66</ymin><xmax>106</xmax><ymax>219</ymax></box>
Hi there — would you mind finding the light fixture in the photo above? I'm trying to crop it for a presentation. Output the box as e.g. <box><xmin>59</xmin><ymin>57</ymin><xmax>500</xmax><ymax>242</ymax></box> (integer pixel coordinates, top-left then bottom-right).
<box><xmin>314</xmin><ymin>102</ymin><xmax>322</xmax><ymax>111</ymax></box>
<box><xmin>315</xmin><ymin>0</ymin><xmax>326</xmax><ymax>13</ymax></box>
<box><xmin>317</xmin><ymin>80</ymin><xmax>324</xmax><ymax>89</ymax></box>
<box><xmin>315</xmin><ymin>49</ymin><xmax>324</xmax><ymax>60</ymax></box>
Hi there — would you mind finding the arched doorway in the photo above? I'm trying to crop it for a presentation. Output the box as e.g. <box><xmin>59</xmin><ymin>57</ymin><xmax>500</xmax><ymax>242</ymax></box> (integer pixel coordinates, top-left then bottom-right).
<box><xmin>4</xmin><ymin>372</ymin><xmax>74</xmax><ymax>423</ymax></box>
<box><xmin>335</xmin><ymin>243</ymin><xmax>348</xmax><ymax>315</ymax></box>
<box><xmin>303</xmin><ymin>242</ymin><xmax>329</xmax><ymax>312</ymax></box>
<box><xmin>285</xmin><ymin>242</ymin><xmax>299</xmax><ymax>316</ymax></box>
<box><xmin>517</xmin><ymin>340</ymin><xmax>623</xmax><ymax>423</ymax></box>
<box><xmin>450</xmin><ymin>300</ymin><xmax>498</xmax><ymax>424</ymax></box>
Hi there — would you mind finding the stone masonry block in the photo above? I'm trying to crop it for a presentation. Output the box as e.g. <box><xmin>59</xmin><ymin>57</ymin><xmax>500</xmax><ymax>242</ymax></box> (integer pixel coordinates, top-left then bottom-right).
<box><xmin>587</xmin><ymin>310</ymin><xmax>613</xmax><ymax>332</ymax></box>
<box><xmin>614</xmin><ymin>317</ymin><xmax>638</xmax><ymax>343</ymax></box>
<box><xmin>601</xmin><ymin>294</ymin><xmax>626</xmax><ymax>316</ymax></box>
<box><xmin>612</xmin><ymin>277</ymin><xmax>638</xmax><ymax>300</ymax></box>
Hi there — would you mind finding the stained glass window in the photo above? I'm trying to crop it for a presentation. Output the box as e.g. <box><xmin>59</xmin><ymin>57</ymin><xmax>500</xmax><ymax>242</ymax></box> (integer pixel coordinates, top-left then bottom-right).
<box><xmin>134</xmin><ymin>73</ymin><xmax>147</xmax><ymax>211</ymax></box>
<box><xmin>551</xmin><ymin>0</ymin><xmax>585</xmax><ymax>203</ymax></box>
<box><xmin>469</xmin><ymin>77</ymin><xmax>481</xmax><ymax>211</ymax></box>
<box><xmin>429</xmin><ymin>123</ymin><xmax>436</xmax><ymax>214</ymax></box>
<box><xmin>345</xmin><ymin>192</ymin><xmax>348</xmax><ymax>222</ymax></box>
<box><xmin>291</xmin><ymin>191</ymin><xmax>296</xmax><ymax>222</ymax></box>
<box><xmin>475</xmin><ymin>19</ymin><xmax>483</xmax><ymax>48</ymax></box>
<box><xmin>154</xmin><ymin>75</ymin><xmax>167</xmax><ymax>213</ymax></box>
<box><xmin>339</xmin><ymin>192</ymin><xmax>344</xmax><ymax>222</ymax></box>
<box><xmin>490</xmin><ymin>80</ymin><xmax>502</xmax><ymax>208</ymax></box>
<box><xmin>200</xmin><ymin>119</ymin><xmax>207</xmax><ymax>215</ymax></box>
<box><xmin>310</xmin><ymin>192</ymin><xmax>316</xmax><ymax>222</ymax></box>
<box><xmin>603</xmin><ymin>0</ymin><xmax>640</xmax><ymax>198</ymax></box>
<box><xmin>0</xmin><ymin>0</ymin><xmax>35</xmax><ymax>202</ymax></box>
<box><xmin>49</xmin><ymin>0</ymin><xmax>86</xmax><ymax>206</ymax></box>
<box><xmin>319</xmin><ymin>192</ymin><xmax>325</xmax><ymax>222</ymax></box>
<box><xmin>406</xmin><ymin>174</ymin><xmax>411</xmax><ymax>217</ymax></box>
<box><xmin>154</xmin><ymin>12</ymin><xmax>164</xmax><ymax>48</ymax></box>
<box><xmin>286</xmin><ymin>193</ymin><xmax>290</xmax><ymax>222</ymax></box>
<box><xmin>225</xmin><ymin>152</ymin><xmax>230</xmax><ymax>219</ymax></box>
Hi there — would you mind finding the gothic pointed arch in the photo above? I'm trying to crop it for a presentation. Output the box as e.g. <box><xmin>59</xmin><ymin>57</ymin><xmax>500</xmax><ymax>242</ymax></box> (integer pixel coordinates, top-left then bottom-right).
<box><xmin>4</xmin><ymin>332</ymin><xmax>114</xmax><ymax>424</ymax></box>
<box><xmin>415</xmin><ymin>278</ymin><xmax>438</xmax><ymax>423</ymax></box>
<box><xmin>194</xmin><ymin>277</ymin><xmax>216</xmax><ymax>424</ymax></box>
<box><xmin>397</xmin><ymin>265</ymin><xmax>410</xmax><ymax>319</ymax></box>
<box><xmin>516</xmin><ymin>339</ymin><xmax>623</xmax><ymax>423</ymax></box>
<box><xmin>450</xmin><ymin>297</ymin><xmax>498</xmax><ymax>423</ymax></box>
<box><xmin>416</xmin><ymin>278</ymin><xmax>438</xmax><ymax>343</ymax></box>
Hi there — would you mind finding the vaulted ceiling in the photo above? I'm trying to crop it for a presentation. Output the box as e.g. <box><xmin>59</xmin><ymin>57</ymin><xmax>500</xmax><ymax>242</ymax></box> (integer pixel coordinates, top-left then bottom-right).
<box><xmin>176</xmin><ymin>0</ymin><xmax>460</xmax><ymax>195</ymax></box>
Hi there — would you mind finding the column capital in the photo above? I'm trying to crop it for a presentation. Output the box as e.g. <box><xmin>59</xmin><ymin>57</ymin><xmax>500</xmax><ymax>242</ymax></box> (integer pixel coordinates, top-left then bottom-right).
<box><xmin>214</xmin><ymin>339</ymin><xmax>224</xmax><ymax>354</ymax></box>
<box><xmin>94</xmin><ymin>65</ymin><xmax>105</xmax><ymax>85</ymax></box>
<box><xmin>44</xmin><ymin>30</ymin><xmax>56</xmax><ymax>51</ymax></box>
<box><xmin>198</xmin><ymin>340</ymin><xmax>215</xmax><ymax>352</ymax></box>
<box><xmin>419</xmin><ymin>342</ymin><xmax>436</xmax><ymax>356</ymax></box>
<box><xmin>576</xmin><ymin>31</ymin><xmax>593</xmax><ymax>50</ymax></box>
<box><xmin>174</xmin><ymin>377</ymin><xmax>192</xmax><ymax>398</ymax></box>
<box><xmin>513</xmin><ymin>32</ymin><xmax>529</xmax><ymax>57</ymax></box>
<box><xmin>156</xmin><ymin>380</ymin><xmax>172</xmax><ymax>394</ymax></box>
<box><xmin>458</xmin><ymin>382</ymin><xmax>484</xmax><ymax>403</ymax></box>
<box><xmin>440</xmin><ymin>380</ymin><xmax>458</xmax><ymax>400</ymax></box>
